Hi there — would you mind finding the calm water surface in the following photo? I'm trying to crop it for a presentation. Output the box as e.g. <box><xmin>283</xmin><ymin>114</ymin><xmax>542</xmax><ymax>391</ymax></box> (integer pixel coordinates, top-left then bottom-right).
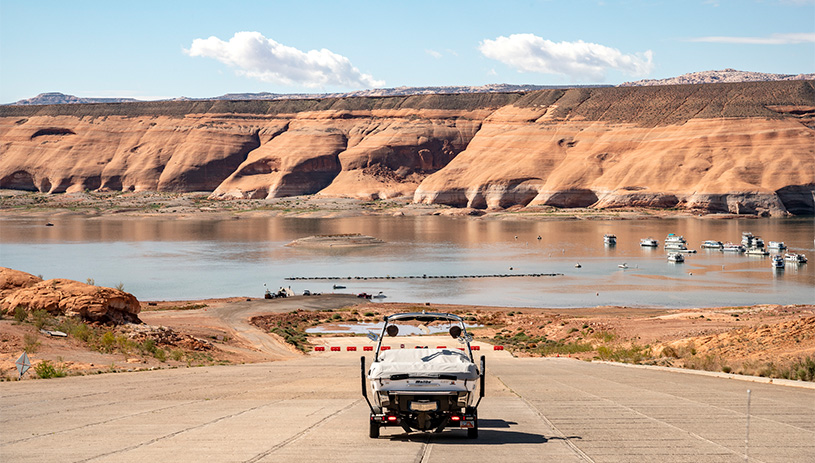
<box><xmin>1</xmin><ymin>215</ymin><xmax>813</xmax><ymax>308</ymax></box>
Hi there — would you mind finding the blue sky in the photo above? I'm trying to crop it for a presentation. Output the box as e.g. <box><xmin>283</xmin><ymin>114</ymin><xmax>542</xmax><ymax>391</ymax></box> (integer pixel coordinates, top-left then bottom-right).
<box><xmin>1</xmin><ymin>0</ymin><xmax>813</xmax><ymax>103</ymax></box>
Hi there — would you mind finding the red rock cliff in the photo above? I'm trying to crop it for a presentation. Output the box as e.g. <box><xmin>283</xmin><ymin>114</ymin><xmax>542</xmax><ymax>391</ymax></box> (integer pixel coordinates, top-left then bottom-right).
<box><xmin>1</xmin><ymin>82</ymin><xmax>813</xmax><ymax>215</ymax></box>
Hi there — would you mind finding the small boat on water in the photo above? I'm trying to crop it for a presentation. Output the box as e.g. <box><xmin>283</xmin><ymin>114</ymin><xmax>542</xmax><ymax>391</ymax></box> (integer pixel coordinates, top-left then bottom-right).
<box><xmin>701</xmin><ymin>240</ymin><xmax>723</xmax><ymax>249</ymax></box>
<box><xmin>784</xmin><ymin>253</ymin><xmax>808</xmax><ymax>264</ymax></box>
<box><xmin>772</xmin><ymin>255</ymin><xmax>785</xmax><ymax>269</ymax></box>
<box><xmin>768</xmin><ymin>241</ymin><xmax>786</xmax><ymax>250</ymax></box>
<box><xmin>665</xmin><ymin>234</ymin><xmax>686</xmax><ymax>244</ymax></box>
<box><xmin>372</xmin><ymin>292</ymin><xmax>387</xmax><ymax>299</ymax></box>
<box><xmin>722</xmin><ymin>243</ymin><xmax>745</xmax><ymax>253</ymax></box>
<box><xmin>333</xmin><ymin>284</ymin><xmax>346</xmax><ymax>289</ymax></box>
<box><xmin>640</xmin><ymin>238</ymin><xmax>658</xmax><ymax>247</ymax></box>
<box><xmin>667</xmin><ymin>252</ymin><xmax>684</xmax><ymax>263</ymax></box>
<box><xmin>604</xmin><ymin>234</ymin><xmax>617</xmax><ymax>245</ymax></box>
<box><xmin>664</xmin><ymin>240</ymin><xmax>689</xmax><ymax>251</ymax></box>
<box><xmin>745</xmin><ymin>247</ymin><xmax>769</xmax><ymax>256</ymax></box>
<box><xmin>742</xmin><ymin>232</ymin><xmax>765</xmax><ymax>249</ymax></box>
<box><xmin>618</xmin><ymin>263</ymin><xmax>628</xmax><ymax>269</ymax></box>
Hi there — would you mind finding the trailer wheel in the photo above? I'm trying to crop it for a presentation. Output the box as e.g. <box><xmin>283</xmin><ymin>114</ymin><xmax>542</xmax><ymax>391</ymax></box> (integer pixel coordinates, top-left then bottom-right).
<box><xmin>369</xmin><ymin>419</ymin><xmax>380</xmax><ymax>438</ymax></box>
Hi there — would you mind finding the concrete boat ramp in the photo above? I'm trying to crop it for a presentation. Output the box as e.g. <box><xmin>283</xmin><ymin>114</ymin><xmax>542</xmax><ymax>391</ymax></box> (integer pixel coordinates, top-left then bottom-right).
<box><xmin>2</xmin><ymin>353</ymin><xmax>813</xmax><ymax>462</ymax></box>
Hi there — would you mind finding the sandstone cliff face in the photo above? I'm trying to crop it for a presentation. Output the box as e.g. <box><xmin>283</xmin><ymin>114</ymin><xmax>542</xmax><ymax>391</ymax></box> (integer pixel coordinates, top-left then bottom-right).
<box><xmin>1</xmin><ymin>82</ymin><xmax>813</xmax><ymax>215</ymax></box>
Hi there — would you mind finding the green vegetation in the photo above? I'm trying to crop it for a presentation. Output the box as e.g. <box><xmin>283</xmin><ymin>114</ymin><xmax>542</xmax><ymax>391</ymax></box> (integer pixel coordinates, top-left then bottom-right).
<box><xmin>596</xmin><ymin>344</ymin><xmax>649</xmax><ymax>363</ymax></box>
<box><xmin>35</xmin><ymin>360</ymin><xmax>66</xmax><ymax>379</ymax></box>
<box><xmin>14</xmin><ymin>306</ymin><xmax>27</xmax><ymax>323</ymax></box>
<box><xmin>269</xmin><ymin>325</ymin><xmax>309</xmax><ymax>352</ymax></box>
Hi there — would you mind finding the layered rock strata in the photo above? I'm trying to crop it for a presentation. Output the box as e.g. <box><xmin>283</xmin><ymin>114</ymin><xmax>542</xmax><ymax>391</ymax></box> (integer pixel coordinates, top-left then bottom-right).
<box><xmin>1</xmin><ymin>82</ymin><xmax>813</xmax><ymax>215</ymax></box>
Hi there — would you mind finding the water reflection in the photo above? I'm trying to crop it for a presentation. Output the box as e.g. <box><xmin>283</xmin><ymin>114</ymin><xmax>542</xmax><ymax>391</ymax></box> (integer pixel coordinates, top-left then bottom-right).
<box><xmin>1</xmin><ymin>215</ymin><xmax>812</xmax><ymax>308</ymax></box>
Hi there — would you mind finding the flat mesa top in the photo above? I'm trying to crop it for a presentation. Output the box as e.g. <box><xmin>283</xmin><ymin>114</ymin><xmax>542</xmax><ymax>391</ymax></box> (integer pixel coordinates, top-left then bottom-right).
<box><xmin>286</xmin><ymin>234</ymin><xmax>385</xmax><ymax>248</ymax></box>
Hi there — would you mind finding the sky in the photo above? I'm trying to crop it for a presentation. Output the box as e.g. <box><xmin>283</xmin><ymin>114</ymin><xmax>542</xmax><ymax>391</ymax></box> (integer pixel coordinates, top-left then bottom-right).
<box><xmin>0</xmin><ymin>0</ymin><xmax>813</xmax><ymax>103</ymax></box>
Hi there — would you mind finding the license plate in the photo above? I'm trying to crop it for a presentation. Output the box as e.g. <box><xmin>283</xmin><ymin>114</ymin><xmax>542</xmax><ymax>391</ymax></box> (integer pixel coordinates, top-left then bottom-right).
<box><xmin>409</xmin><ymin>401</ymin><xmax>438</xmax><ymax>412</ymax></box>
<box><xmin>460</xmin><ymin>420</ymin><xmax>474</xmax><ymax>428</ymax></box>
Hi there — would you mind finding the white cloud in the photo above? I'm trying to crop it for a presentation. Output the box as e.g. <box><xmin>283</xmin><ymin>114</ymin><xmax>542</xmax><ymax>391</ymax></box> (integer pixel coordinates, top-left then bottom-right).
<box><xmin>426</xmin><ymin>49</ymin><xmax>443</xmax><ymax>59</ymax></box>
<box><xmin>186</xmin><ymin>31</ymin><xmax>384</xmax><ymax>89</ymax></box>
<box><xmin>688</xmin><ymin>32</ymin><xmax>815</xmax><ymax>45</ymax></box>
<box><xmin>479</xmin><ymin>34</ymin><xmax>653</xmax><ymax>81</ymax></box>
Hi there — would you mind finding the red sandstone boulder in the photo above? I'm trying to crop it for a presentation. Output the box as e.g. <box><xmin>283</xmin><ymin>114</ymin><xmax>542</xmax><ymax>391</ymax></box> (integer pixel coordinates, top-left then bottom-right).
<box><xmin>0</xmin><ymin>268</ymin><xmax>141</xmax><ymax>324</ymax></box>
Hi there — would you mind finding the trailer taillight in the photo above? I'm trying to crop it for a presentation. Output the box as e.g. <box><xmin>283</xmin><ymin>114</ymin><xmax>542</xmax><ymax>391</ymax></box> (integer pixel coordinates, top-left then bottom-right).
<box><xmin>386</xmin><ymin>415</ymin><xmax>398</xmax><ymax>422</ymax></box>
<box><xmin>451</xmin><ymin>415</ymin><xmax>461</xmax><ymax>421</ymax></box>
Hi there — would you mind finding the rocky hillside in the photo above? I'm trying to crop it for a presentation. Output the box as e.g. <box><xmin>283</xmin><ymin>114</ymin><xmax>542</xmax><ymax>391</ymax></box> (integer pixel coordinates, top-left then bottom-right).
<box><xmin>1</xmin><ymin>81</ymin><xmax>813</xmax><ymax>215</ymax></box>
<box><xmin>621</xmin><ymin>69</ymin><xmax>815</xmax><ymax>87</ymax></box>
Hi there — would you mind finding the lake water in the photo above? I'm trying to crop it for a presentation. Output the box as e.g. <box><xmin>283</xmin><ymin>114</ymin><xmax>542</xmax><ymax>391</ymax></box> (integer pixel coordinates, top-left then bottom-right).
<box><xmin>1</xmin><ymin>215</ymin><xmax>813</xmax><ymax>308</ymax></box>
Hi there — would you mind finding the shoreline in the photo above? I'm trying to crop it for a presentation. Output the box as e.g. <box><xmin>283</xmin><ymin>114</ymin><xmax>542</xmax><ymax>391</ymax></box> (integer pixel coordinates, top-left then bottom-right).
<box><xmin>0</xmin><ymin>189</ymin><xmax>782</xmax><ymax>221</ymax></box>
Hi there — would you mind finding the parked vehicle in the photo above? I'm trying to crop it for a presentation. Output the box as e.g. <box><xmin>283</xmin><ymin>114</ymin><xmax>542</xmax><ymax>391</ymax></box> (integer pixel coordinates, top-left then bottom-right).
<box><xmin>362</xmin><ymin>312</ymin><xmax>484</xmax><ymax>439</ymax></box>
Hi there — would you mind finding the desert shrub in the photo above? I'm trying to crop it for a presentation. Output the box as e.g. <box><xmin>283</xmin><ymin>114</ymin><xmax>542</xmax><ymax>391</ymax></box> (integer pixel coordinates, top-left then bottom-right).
<box><xmin>71</xmin><ymin>322</ymin><xmax>92</xmax><ymax>343</ymax></box>
<box><xmin>171</xmin><ymin>349</ymin><xmax>184</xmax><ymax>361</ymax></box>
<box><xmin>100</xmin><ymin>331</ymin><xmax>116</xmax><ymax>353</ymax></box>
<box><xmin>596</xmin><ymin>344</ymin><xmax>648</xmax><ymax>363</ymax></box>
<box><xmin>593</xmin><ymin>331</ymin><xmax>617</xmax><ymax>343</ymax></box>
<box><xmin>116</xmin><ymin>334</ymin><xmax>135</xmax><ymax>353</ymax></box>
<box><xmin>23</xmin><ymin>333</ymin><xmax>40</xmax><ymax>353</ymax></box>
<box><xmin>154</xmin><ymin>348</ymin><xmax>166</xmax><ymax>362</ymax></box>
<box><xmin>35</xmin><ymin>360</ymin><xmax>66</xmax><ymax>379</ymax></box>
<box><xmin>31</xmin><ymin>309</ymin><xmax>50</xmax><ymax>330</ymax></box>
<box><xmin>140</xmin><ymin>338</ymin><xmax>157</xmax><ymax>355</ymax></box>
<box><xmin>14</xmin><ymin>306</ymin><xmax>28</xmax><ymax>323</ymax></box>
<box><xmin>533</xmin><ymin>340</ymin><xmax>593</xmax><ymax>356</ymax></box>
<box><xmin>777</xmin><ymin>356</ymin><xmax>815</xmax><ymax>382</ymax></box>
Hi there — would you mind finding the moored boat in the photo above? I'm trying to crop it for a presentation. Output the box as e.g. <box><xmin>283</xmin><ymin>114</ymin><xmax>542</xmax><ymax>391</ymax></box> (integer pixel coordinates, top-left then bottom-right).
<box><xmin>771</xmin><ymin>255</ymin><xmax>785</xmax><ymax>269</ymax></box>
<box><xmin>784</xmin><ymin>253</ymin><xmax>808</xmax><ymax>264</ymax></box>
<box><xmin>640</xmin><ymin>238</ymin><xmax>658</xmax><ymax>247</ymax></box>
<box><xmin>768</xmin><ymin>241</ymin><xmax>786</xmax><ymax>250</ymax></box>
<box><xmin>604</xmin><ymin>234</ymin><xmax>617</xmax><ymax>245</ymax></box>
<box><xmin>722</xmin><ymin>243</ymin><xmax>745</xmax><ymax>253</ymax></box>
<box><xmin>665</xmin><ymin>241</ymin><xmax>689</xmax><ymax>251</ymax></box>
<box><xmin>667</xmin><ymin>252</ymin><xmax>684</xmax><ymax>263</ymax></box>
<box><xmin>701</xmin><ymin>240</ymin><xmax>723</xmax><ymax>249</ymax></box>
<box><xmin>745</xmin><ymin>247</ymin><xmax>769</xmax><ymax>256</ymax></box>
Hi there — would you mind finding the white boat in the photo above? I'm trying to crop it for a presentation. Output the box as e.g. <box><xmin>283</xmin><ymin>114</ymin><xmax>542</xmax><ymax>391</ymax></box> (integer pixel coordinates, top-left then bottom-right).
<box><xmin>784</xmin><ymin>253</ymin><xmax>808</xmax><ymax>264</ymax></box>
<box><xmin>371</xmin><ymin>291</ymin><xmax>387</xmax><ymax>299</ymax></box>
<box><xmin>618</xmin><ymin>263</ymin><xmax>628</xmax><ymax>269</ymax></box>
<box><xmin>741</xmin><ymin>232</ymin><xmax>754</xmax><ymax>247</ymax></box>
<box><xmin>604</xmin><ymin>234</ymin><xmax>617</xmax><ymax>245</ymax></box>
<box><xmin>722</xmin><ymin>243</ymin><xmax>745</xmax><ymax>253</ymax></box>
<box><xmin>701</xmin><ymin>240</ymin><xmax>723</xmax><ymax>249</ymax></box>
<box><xmin>667</xmin><ymin>252</ymin><xmax>684</xmax><ymax>263</ymax></box>
<box><xmin>665</xmin><ymin>242</ymin><xmax>688</xmax><ymax>251</ymax></box>
<box><xmin>365</xmin><ymin>312</ymin><xmax>483</xmax><ymax>438</ymax></box>
<box><xmin>665</xmin><ymin>234</ymin><xmax>686</xmax><ymax>244</ymax></box>
<box><xmin>640</xmin><ymin>238</ymin><xmax>658</xmax><ymax>247</ymax></box>
<box><xmin>771</xmin><ymin>255</ymin><xmax>785</xmax><ymax>269</ymax></box>
<box><xmin>768</xmin><ymin>241</ymin><xmax>786</xmax><ymax>250</ymax></box>
<box><xmin>745</xmin><ymin>247</ymin><xmax>769</xmax><ymax>256</ymax></box>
